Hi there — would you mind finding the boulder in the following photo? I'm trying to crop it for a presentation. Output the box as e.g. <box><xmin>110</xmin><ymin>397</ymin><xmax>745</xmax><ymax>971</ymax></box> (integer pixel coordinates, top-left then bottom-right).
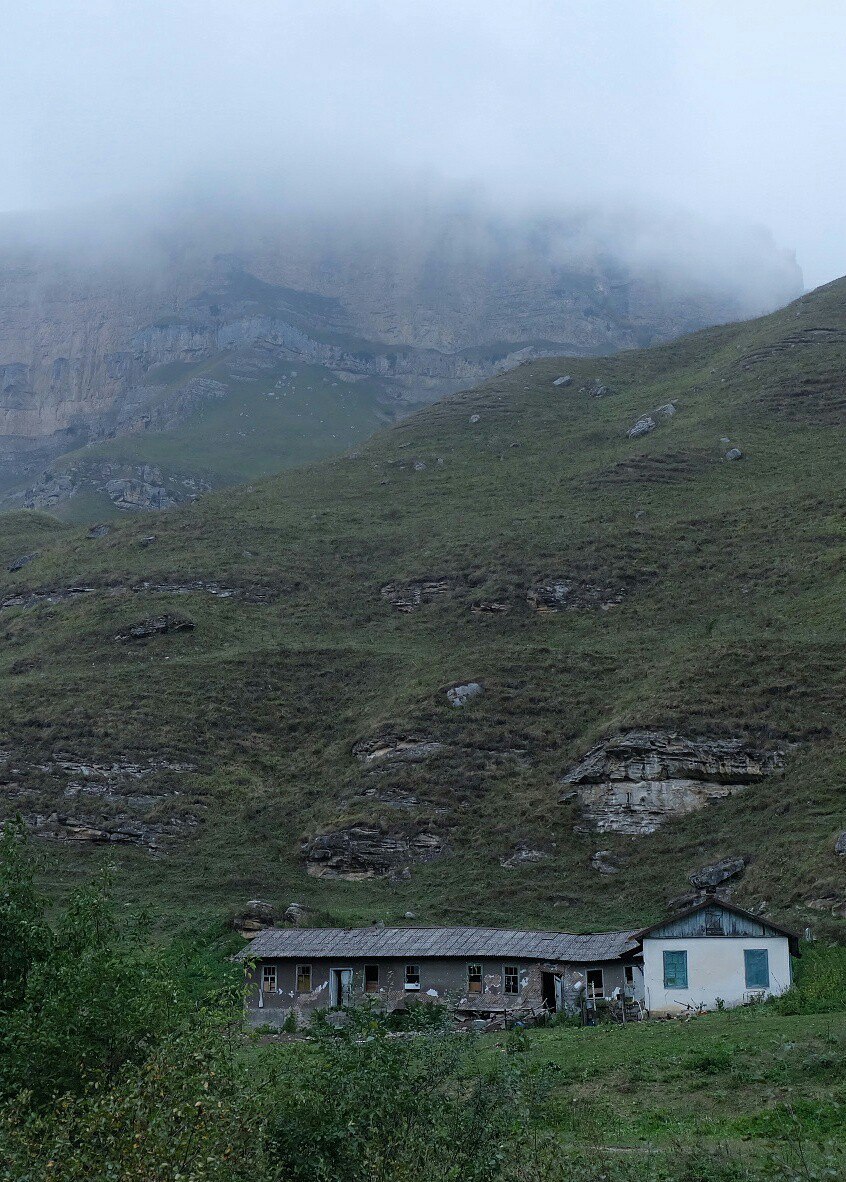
<box><xmin>725</xmin><ymin>447</ymin><xmax>744</xmax><ymax>461</ymax></box>
<box><xmin>581</xmin><ymin>379</ymin><xmax>613</xmax><ymax>397</ymax></box>
<box><xmin>233</xmin><ymin>898</ymin><xmax>275</xmax><ymax>936</ymax></box>
<box><xmin>689</xmin><ymin>856</ymin><xmax>746</xmax><ymax>890</ymax></box>
<box><xmin>835</xmin><ymin>831</ymin><xmax>846</xmax><ymax>856</ymax></box>
<box><xmin>553</xmin><ymin>375</ymin><xmax>572</xmax><ymax>387</ymax></box>
<box><xmin>446</xmin><ymin>681</ymin><xmax>484</xmax><ymax>707</ymax></box>
<box><xmin>283</xmin><ymin>902</ymin><xmax>307</xmax><ymax>926</ymax></box>
<box><xmin>469</xmin><ymin>414</ymin><xmax>481</xmax><ymax>424</ymax></box>
<box><xmin>590</xmin><ymin>850</ymin><xmax>621</xmax><ymax>875</ymax></box>
<box><xmin>87</xmin><ymin>524</ymin><xmax>111</xmax><ymax>539</ymax></box>
<box><xmin>561</xmin><ymin>730</ymin><xmax>785</xmax><ymax>835</ymax></box>
<box><xmin>627</xmin><ymin>416</ymin><xmax>655</xmax><ymax>439</ymax></box>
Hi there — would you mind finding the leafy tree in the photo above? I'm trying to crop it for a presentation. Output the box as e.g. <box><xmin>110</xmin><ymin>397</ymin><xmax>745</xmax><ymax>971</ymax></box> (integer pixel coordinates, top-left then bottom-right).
<box><xmin>0</xmin><ymin>817</ymin><xmax>49</xmax><ymax>1013</ymax></box>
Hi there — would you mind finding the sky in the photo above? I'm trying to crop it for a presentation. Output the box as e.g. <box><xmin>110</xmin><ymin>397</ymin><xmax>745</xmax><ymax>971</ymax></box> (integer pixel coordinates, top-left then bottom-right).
<box><xmin>0</xmin><ymin>1</ymin><xmax>844</xmax><ymax>288</ymax></box>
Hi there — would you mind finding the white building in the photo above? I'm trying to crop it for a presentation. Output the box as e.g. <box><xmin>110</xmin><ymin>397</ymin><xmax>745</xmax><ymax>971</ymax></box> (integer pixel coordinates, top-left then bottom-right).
<box><xmin>635</xmin><ymin>898</ymin><xmax>798</xmax><ymax>1016</ymax></box>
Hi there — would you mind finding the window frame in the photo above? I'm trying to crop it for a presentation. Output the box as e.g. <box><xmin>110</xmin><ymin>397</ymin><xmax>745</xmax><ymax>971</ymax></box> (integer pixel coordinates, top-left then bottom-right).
<box><xmin>744</xmin><ymin>948</ymin><xmax>770</xmax><ymax>990</ymax></box>
<box><xmin>295</xmin><ymin>963</ymin><xmax>312</xmax><ymax>993</ymax></box>
<box><xmin>467</xmin><ymin>963</ymin><xmax>483</xmax><ymax>994</ymax></box>
<box><xmin>261</xmin><ymin>963</ymin><xmax>277</xmax><ymax>994</ymax></box>
<box><xmin>364</xmin><ymin>963</ymin><xmax>380</xmax><ymax>994</ymax></box>
<box><xmin>503</xmin><ymin>964</ymin><xmax>519</xmax><ymax>995</ymax></box>
<box><xmin>404</xmin><ymin>964</ymin><xmax>421</xmax><ymax>991</ymax></box>
<box><xmin>586</xmin><ymin>968</ymin><xmax>605</xmax><ymax>998</ymax></box>
<box><xmin>662</xmin><ymin>949</ymin><xmax>689</xmax><ymax>990</ymax></box>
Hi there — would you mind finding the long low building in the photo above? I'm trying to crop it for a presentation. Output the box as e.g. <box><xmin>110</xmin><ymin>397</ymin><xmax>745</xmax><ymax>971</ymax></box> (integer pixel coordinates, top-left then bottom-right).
<box><xmin>235</xmin><ymin>898</ymin><xmax>799</xmax><ymax>1028</ymax></box>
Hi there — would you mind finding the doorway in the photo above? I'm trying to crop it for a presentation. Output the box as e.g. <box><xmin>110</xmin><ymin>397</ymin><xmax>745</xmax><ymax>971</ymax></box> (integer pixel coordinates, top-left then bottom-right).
<box><xmin>330</xmin><ymin>967</ymin><xmax>353</xmax><ymax>1008</ymax></box>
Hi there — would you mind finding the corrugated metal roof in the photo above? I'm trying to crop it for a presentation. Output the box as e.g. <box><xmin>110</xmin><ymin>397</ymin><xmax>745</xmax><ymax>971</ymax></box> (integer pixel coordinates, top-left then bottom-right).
<box><xmin>235</xmin><ymin>926</ymin><xmax>638</xmax><ymax>962</ymax></box>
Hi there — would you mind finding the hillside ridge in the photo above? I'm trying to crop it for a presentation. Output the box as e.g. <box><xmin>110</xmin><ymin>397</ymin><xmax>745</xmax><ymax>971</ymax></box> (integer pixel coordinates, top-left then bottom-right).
<box><xmin>1</xmin><ymin>276</ymin><xmax>845</xmax><ymax>937</ymax></box>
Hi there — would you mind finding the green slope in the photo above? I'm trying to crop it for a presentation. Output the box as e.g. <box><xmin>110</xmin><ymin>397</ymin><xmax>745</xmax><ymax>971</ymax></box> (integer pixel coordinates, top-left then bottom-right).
<box><xmin>2</xmin><ymin>278</ymin><xmax>846</xmax><ymax>936</ymax></box>
<box><xmin>11</xmin><ymin>358</ymin><xmax>399</xmax><ymax>522</ymax></box>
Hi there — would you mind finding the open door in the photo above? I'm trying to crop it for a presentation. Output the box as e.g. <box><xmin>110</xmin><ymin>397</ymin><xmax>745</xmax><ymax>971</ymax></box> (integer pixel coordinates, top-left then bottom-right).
<box><xmin>331</xmin><ymin>968</ymin><xmax>354</xmax><ymax>1007</ymax></box>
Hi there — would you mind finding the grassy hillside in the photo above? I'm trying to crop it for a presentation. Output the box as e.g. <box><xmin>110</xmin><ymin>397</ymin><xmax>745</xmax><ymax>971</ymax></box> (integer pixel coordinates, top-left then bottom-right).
<box><xmin>2</xmin><ymin>358</ymin><xmax>400</xmax><ymax>521</ymax></box>
<box><xmin>2</xmin><ymin>278</ymin><xmax>846</xmax><ymax>936</ymax></box>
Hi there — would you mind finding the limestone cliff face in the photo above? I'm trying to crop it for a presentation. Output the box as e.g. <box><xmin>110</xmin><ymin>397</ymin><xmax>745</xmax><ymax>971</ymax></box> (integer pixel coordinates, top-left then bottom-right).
<box><xmin>0</xmin><ymin>200</ymin><xmax>803</xmax><ymax>476</ymax></box>
<box><xmin>561</xmin><ymin>730</ymin><xmax>785</xmax><ymax>835</ymax></box>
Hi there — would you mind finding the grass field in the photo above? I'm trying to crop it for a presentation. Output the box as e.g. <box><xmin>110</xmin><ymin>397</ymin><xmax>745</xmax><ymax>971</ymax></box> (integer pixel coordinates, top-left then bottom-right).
<box><xmin>1</xmin><ymin>278</ymin><xmax>846</xmax><ymax>940</ymax></box>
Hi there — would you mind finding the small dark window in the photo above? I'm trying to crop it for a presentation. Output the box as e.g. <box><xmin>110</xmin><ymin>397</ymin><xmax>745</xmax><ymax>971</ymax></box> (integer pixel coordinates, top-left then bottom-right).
<box><xmin>405</xmin><ymin>964</ymin><xmax>420</xmax><ymax>991</ymax></box>
<box><xmin>262</xmin><ymin>964</ymin><xmax>277</xmax><ymax>994</ymax></box>
<box><xmin>744</xmin><ymin>949</ymin><xmax>769</xmax><ymax>990</ymax></box>
<box><xmin>586</xmin><ymin>968</ymin><xmax>604</xmax><ymax>998</ymax></box>
<box><xmin>468</xmin><ymin>963</ymin><xmax>483</xmax><ymax>993</ymax></box>
<box><xmin>624</xmin><ymin>966</ymin><xmax>635</xmax><ymax>986</ymax></box>
<box><xmin>365</xmin><ymin>964</ymin><xmax>380</xmax><ymax>993</ymax></box>
<box><xmin>663</xmin><ymin>950</ymin><xmax>688</xmax><ymax>989</ymax></box>
<box><xmin>503</xmin><ymin>965</ymin><xmax>519</xmax><ymax>995</ymax></box>
<box><xmin>296</xmin><ymin>964</ymin><xmax>312</xmax><ymax>993</ymax></box>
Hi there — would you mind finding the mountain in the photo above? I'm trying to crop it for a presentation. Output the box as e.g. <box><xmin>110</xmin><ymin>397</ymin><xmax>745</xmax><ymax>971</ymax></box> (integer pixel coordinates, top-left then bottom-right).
<box><xmin>1</xmin><ymin>274</ymin><xmax>844</xmax><ymax>939</ymax></box>
<box><xmin>0</xmin><ymin>196</ymin><xmax>801</xmax><ymax>520</ymax></box>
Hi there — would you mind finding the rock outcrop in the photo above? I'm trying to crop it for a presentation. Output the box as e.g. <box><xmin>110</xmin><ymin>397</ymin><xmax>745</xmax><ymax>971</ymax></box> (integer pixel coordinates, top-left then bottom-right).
<box><xmin>352</xmin><ymin>733</ymin><xmax>446</xmax><ymax>765</ymax></box>
<box><xmin>446</xmin><ymin>682</ymin><xmax>484</xmax><ymax>707</ymax></box>
<box><xmin>689</xmin><ymin>856</ymin><xmax>747</xmax><ymax>890</ymax></box>
<box><xmin>561</xmin><ymin>730</ymin><xmax>785</xmax><ymax>835</ymax></box>
<box><xmin>302</xmin><ymin>824</ymin><xmax>446</xmax><ymax>880</ymax></box>
<box><xmin>115</xmin><ymin>614</ymin><xmax>195</xmax><ymax>642</ymax></box>
<box><xmin>527</xmin><ymin>580</ymin><xmax>625</xmax><ymax>612</ymax></box>
<box><xmin>233</xmin><ymin>899</ymin><xmax>275</xmax><ymax>937</ymax></box>
<box><xmin>1</xmin><ymin>753</ymin><xmax>200</xmax><ymax>855</ymax></box>
<box><xmin>380</xmin><ymin>579</ymin><xmax>451</xmax><ymax>612</ymax></box>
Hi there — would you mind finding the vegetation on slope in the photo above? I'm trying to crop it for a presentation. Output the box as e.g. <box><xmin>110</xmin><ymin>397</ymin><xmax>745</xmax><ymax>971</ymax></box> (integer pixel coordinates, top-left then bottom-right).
<box><xmin>1</xmin><ymin>279</ymin><xmax>846</xmax><ymax>935</ymax></box>
<box><xmin>2</xmin><ymin>832</ymin><xmax>845</xmax><ymax>1181</ymax></box>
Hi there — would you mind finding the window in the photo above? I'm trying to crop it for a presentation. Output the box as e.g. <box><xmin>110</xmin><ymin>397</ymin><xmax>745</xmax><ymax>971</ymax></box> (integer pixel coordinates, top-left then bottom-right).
<box><xmin>663</xmin><ymin>950</ymin><xmax>689</xmax><ymax>989</ymax></box>
<box><xmin>262</xmin><ymin>964</ymin><xmax>277</xmax><ymax>994</ymax></box>
<box><xmin>468</xmin><ymin>963</ymin><xmax>483</xmax><ymax>994</ymax></box>
<box><xmin>586</xmin><ymin>968</ymin><xmax>604</xmax><ymax>998</ymax></box>
<box><xmin>624</xmin><ymin>966</ymin><xmax>635</xmax><ymax>986</ymax></box>
<box><xmin>405</xmin><ymin>964</ymin><xmax>420</xmax><ymax>991</ymax></box>
<box><xmin>503</xmin><ymin>965</ymin><xmax>519</xmax><ymax>995</ymax></box>
<box><xmin>296</xmin><ymin>964</ymin><xmax>312</xmax><ymax>993</ymax></box>
<box><xmin>744</xmin><ymin>949</ymin><xmax>770</xmax><ymax>990</ymax></box>
<box><xmin>365</xmin><ymin>964</ymin><xmax>380</xmax><ymax>993</ymax></box>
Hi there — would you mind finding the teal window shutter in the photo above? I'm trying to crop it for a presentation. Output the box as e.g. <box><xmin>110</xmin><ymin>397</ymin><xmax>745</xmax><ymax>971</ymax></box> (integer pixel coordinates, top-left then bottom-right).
<box><xmin>663</xmin><ymin>949</ymin><xmax>688</xmax><ymax>989</ymax></box>
<box><xmin>744</xmin><ymin>949</ymin><xmax>769</xmax><ymax>989</ymax></box>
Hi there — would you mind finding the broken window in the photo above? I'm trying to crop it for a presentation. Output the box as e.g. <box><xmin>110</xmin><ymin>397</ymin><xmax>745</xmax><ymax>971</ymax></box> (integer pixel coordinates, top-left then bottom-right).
<box><xmin>663</xmin><ymin>950</ymin><xmax>688</xmax><ymax>989</ymax></box>
<box><xmin>405</xmin><ymin>964</ymin><xmax>420</xmax><ymax>991</ymax></box>
<box><xmin>262</xmin><ymin>964</ymin><xmax>277</xmax><ymax>994</ymax></box>
<box><xmin>365</xmin><ymin>964</ymin><xmax>380</xmax><ymax>993</ymax></box>
<box><xmin>503</xmin><ymin>965</ymin><xmax>519</xmax><ymax>994</ymax></box>
<box><xmin>586</xmin><ymin>968</ymin><xmax>604</xmax><ymax>998</ymax></box>
<box><xmin>468</xmin><ymin>963</ymin><xmax>483</xmax><ymax>993</ymax></box>
<box><xmin>296</xmin><ymin>963</ymin><xmax>312</xmax><ymax>993</ymax></box>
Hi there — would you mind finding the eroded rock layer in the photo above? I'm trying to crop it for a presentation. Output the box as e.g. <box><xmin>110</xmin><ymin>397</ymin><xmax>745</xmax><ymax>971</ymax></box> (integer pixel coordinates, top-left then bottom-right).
<box><xmin>561</xmin><ymin>730</ymin><xmax>785</xmax><ymax>835</ymax></box>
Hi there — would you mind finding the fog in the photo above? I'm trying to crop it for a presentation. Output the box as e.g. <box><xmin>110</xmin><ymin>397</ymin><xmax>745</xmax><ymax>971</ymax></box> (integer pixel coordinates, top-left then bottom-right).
<box><xmin>1</xmin><ymin>1</ymin><xmax>845</xmax><ymax>291</ymax></box>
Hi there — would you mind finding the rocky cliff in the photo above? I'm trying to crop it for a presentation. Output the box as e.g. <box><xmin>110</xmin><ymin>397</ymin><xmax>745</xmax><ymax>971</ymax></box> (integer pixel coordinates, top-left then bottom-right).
<box><xmin>0</xmin><ymin>198</ymin><xmax>802</xmax><ymax>494</ymax></box>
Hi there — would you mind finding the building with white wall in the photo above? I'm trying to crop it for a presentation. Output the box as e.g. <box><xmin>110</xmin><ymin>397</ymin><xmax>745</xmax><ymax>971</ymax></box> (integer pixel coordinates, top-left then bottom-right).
<box><xmin>634</xmin><ymin>899</ymin><xmax>798</xmax><ymax>1016</ymax></box>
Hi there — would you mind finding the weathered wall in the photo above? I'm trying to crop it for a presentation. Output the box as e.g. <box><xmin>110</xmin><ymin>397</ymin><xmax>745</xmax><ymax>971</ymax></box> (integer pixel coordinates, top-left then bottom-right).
<box><xmin>243</xmin><ymin>956</ymin><xmax>634</xmax><ymax>1028</ymax></box>
<box><xmin>642</xmin><ymin>936</ymin><xmax>792</xmax><ymax>1015</ymax></box>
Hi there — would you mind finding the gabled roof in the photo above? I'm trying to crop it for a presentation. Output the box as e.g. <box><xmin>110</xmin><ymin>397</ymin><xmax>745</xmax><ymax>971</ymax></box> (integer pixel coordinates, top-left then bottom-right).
<box><xmin>235</xmin><ymin>925</ymin><xmax>639</xmax><ymax>963</ymax></box>
<box><xmin>633</xmin><ymin>898</ymin><xmax>801</xmax><ymax>956</ymax></box>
